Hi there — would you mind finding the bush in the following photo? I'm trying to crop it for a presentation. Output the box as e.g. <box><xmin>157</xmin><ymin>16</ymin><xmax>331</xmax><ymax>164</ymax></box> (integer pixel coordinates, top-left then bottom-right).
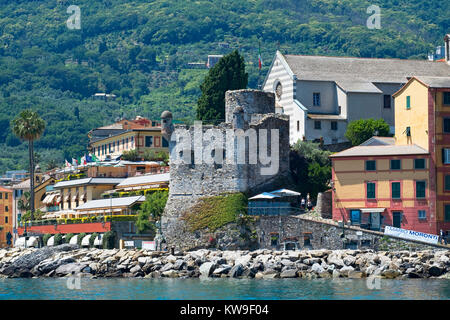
<box><xmin>345</xmin><ymin>118</ymin><xmax>391</xmax><ymax>146</ymax></box>
<box><xmin>65</xmin><ymin>233</ymin><xmax>74</xmax><ymax>243</ymax></box>
<box><xmin>77</xmin><ymin>232</ymin><xmax>86</xmax><ymax>246</ymax></box>
<box><xmin>102</xmin><ymin>231</ymin><xmax>116</xmax><ymax>249</ymax></box>
<box><xmin>182</xmin><ymin>193</ymin><xmax>248</xmax><ymax>232</ymax></box>
<box><xmin>54</xmin><ymin>233</ymin><xmax>63</xmax><ymax>245</ymax></box>
<box><xmin>43</xmin><ymin>233</ymin><xmax>52</xmax><ymax>246</ymax></box>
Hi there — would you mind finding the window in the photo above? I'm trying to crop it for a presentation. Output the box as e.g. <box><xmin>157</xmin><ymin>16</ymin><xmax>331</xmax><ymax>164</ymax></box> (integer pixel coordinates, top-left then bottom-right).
<box><xmin>414</xmin><ymin>159</ymin><xmax>426</xmax><ymax>169</ymax></box>
<box><xmin>416</xmin><ymin>181</ymin><xmax>426</xmax><ymax>198</ymax></box>
<box><xmin>444</xmin><ymin>118</ymin><xmax>450</xmax><ymax>133</ymax></box>
<box><xmin>445</xmin><ymin>175</ymin><xmax>450</xmax><ymax>191</ymax></box>
<box><xmin>444</xmin><ymin>92</ymin><xmax>450</xmax><ymax>105</ymax></box>
<box><xmin>5</xmin><ymin>217</ymin><xmax>8</xmax><ymax>223</ymax></box>
<box><xmin>445</xmin><ymin>205</ymin><xmax>450</xmax><ymax>222</ymax></box>
<box><xmin>392</xmin><ymin>182</ymin><xmax>401</xmax><ymax>199</ymax></box>
<box><xmin>365</xmin><ymin>160</ymin><xmax>376</xmax><ymax>171</ymax></box>
<box><xmin>367</xmin><ymin>182</ymin><xmax>376</xmax><ymax>199</ymax></box>
<box><xmin>162</xmin><ymin>137</ymin><xmax>169</xmax><ymax>148</ymax></box>
<box><xmin>442</xmin><ymin>148</ymin><xmax>450</xmax><ymax>164</ymax></box>
<box><xmin>406</xmin><ymin>96</ymin><xmax>411</xmax><ymax>109</ymax></box>
<box><xmin>297</xmin><ymin>121</ymin><xmax>300</xmax><ymax>132</ymax></box>
<box><xmin>418</xmin><ymin>210</ymin><xmax>426</xmax><ymax>220</ymax></box>
<box><xmin>5</xmin><ymin>193</ymin><xmax>8</xmax><ymax>199</ymax></box>
<box><xmin>314</xmin><ymin>121</ymin><xmax>321</xmax><ymax>130</ymax></box>
<box><xmin>331</xmin><ymin>121</ymin><xmax>338</xmax><ymax>130</ymax></box>
<box><xmin>390</xmin><ymin>159</ymin><xmax>401</xmax><ymax>170</ymax></box>
<box><xmin>313</xmin><ymin>93</ymin><xmax>321</xmax><ymax>106</ymax></box>
<box><xmin>270</xmin><ymin>233</ymin><xmax>279</xmax><ymax>246</ymax></box>
<box><xmin>145</xmin><ymin>136</ymin><xmax>153</xmax><ymax>147</ymax></box>
<box><xmin>384</xmin><ymin>95</ymin><xmax>391</xmax><ymax>108</ymax></box>
<box><xmin>5</xmin><ymin>206</ymin><xmax>8</xmax><ymax>212</ymax></box>
<box><xmin>112</xmin><ymin>141</ymin><xmax>115</xmax><ymax>152</ymax></box>
<box><xmin>0</xmin><ymin>193</ymin><xmax>2</xmax><ymax>199</ymax></box>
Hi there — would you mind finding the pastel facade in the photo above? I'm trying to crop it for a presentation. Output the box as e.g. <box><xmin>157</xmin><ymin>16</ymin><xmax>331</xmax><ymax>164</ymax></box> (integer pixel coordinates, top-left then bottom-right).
<box><xmin>0</xmin><ymin>187</ymin><xmax>12</xmax><ymax>247</ymax></box>
<box><xmin>89</xmin><ymin>116</ymin><xmax>169</xmax><ymax>161</ymax></box>
<box><xmin>331</xmin><ymin>75</ymin><xmax>450</xmax><ymax>235</ymax></box>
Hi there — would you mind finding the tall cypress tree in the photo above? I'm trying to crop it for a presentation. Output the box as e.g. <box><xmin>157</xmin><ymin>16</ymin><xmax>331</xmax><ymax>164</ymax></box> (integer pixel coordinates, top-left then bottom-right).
<box><xmin>196</xmin><ymin>50</ymin><xmax>248</xmax><ymax>124</ymax></box>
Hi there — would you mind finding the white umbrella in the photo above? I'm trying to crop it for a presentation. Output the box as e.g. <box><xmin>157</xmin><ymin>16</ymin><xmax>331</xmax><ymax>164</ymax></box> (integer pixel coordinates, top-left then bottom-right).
<box><xmin>69</xmin><ymin>235</ymin><xmax>78</xmax><ymax>245</ymax></box>
<box><xmin>81</xmin><ymin>235</ymin><xmax>91</xmax><ymax>247</ymax></box>
<box><xmin>47</xmin><ymin>236</ymin><xmax>55</xmax><ymax>246</ymax></box>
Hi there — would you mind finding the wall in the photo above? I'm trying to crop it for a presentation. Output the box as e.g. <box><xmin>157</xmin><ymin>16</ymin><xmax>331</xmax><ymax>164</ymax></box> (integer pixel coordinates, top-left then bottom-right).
<box><xmin>0</xmin><ymin>190</ymin><xmax>12</xmax><ymax>247</ymax></box>
<box><xmin>262</xmin><ymin>53</ymin><xmax>299</xmax><ymax>144</ymax></box>
<box><xmin>296</xmin><ymin>80</ymin><xmax>338</xmax><ymax>114</ymax></box>
<box><xmin>434</xmin><ymin>89</ymin><xmax>450</xmax><ymax>232</ymax></box>
<box><xmin>257</xmin><ymin>215</ymin><xmax>445</xmax><ymax>251</ymax></box>
<box><xmin>17</xmin><ymin>222</ymin><xmax>112</xmax><ymax>236</ymax></box>
<box><xmin>161</xmin><ymin>89</ymin><xmax>291</xmax><ymax>251</ymax></box>
<box><xmin>332</xmin><ymin>155</ymin><xmax>435</xmax><ymax>234</ymax></box>
<box><xmin>305</xmin><ymin>118</ymin><xmax>347</xmax><ymax>144</ymax></box>
<box><xmin>394</xmin><ymin>79</ymin><xmax>429</xmax><ymax>150</ymax></box>
<box><xmin>374</xmin><ymin>82</ymin><xmax>403</xmax><ymax>130</ymax></box>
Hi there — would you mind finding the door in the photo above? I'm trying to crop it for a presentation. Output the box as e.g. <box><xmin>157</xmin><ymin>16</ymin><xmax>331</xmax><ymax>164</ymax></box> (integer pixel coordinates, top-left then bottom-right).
<box><xmin>393</xmin><ymin>211</ymin><xmax>402</xmax><ymax>228</ymax></box>
<box><xmin>370</xmin><ymin>212</ymin><xmax>381</xmax><ymax>230</ymax></box>
<box><xmin>350</xmin><ymin>210</ymin><xmax>361</xmax><ymax>225</ymax></box>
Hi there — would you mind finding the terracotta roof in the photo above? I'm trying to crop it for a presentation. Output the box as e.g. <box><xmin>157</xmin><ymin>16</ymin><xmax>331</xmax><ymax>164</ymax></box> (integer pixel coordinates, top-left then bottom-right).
<box><xmin>0</xmin><ymin>186</ymin><xmax>12</xmax><ymax>193</ymax></box>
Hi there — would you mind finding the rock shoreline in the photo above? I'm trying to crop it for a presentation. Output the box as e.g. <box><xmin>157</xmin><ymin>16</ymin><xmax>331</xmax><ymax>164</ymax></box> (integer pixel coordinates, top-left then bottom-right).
<box><xmin>0</xmin><ymin>245</ymin><xmax>449</xmax><ymax>280</ymax></box>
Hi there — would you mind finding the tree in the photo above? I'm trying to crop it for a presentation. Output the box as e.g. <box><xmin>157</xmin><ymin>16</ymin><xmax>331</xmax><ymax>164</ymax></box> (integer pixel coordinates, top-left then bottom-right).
<box><xmin>11</xmin><ymin>110</ymin><xmax>46</xmax><ymax>220</ymax></box>
<box><xmin>136</xmin><ymin>190</ymin><xmax>168</xmax><ymax>234</ymax></box>
<box><xmin>122</xmin><ymin>149</ymin><xmax>140</xmax><ymax>161</ymax></box>
<box><xmin>345</xmin><ymin>118</ymin><xmax>390</xmax><ymax>146</ymax></box>
<box><xmin>196</xmin><ymin>50</ymin><xmax>248</xmax><ymax>124</ymax></box>
<box><xmin>290</xmin><ymin>140</ymin><xmax>332</xmax><ymax>201</ymax></box>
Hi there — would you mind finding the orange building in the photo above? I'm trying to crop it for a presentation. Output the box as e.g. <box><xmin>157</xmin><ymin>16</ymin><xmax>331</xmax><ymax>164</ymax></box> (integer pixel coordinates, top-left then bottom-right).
<box><xmin>331</xmin><ymin>75</ymin><xmax>450</xmax><ymax>236</ymax></box>
<box><xmin>0</xmin><ymin>187</ymin><xmax>13</xmax><ymax>247</ymax></box>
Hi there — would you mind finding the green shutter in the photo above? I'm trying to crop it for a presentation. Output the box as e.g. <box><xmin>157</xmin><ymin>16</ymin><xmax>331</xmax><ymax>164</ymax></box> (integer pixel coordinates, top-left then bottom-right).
<box><xmin>445</xmin><ymin>176</ymin><xmax>450</xmax><ymax>191</ymax></box>
<box><xmin>416</xmin><ymin>181</ymin><xmax>426</xmax><ymax>198</ymax></box>
<box><xmin>445</xmin><ymin>205</ymin><xmax>450</xmax><ymax>222</ymax></box>
<box><xmin>406</xmin><ymin>96</ymin><xmax>411</xmax><ymax>109</ymax></box>
<box><xmin>367</xmin><ymin>183</ymin><xmax>375</xmax><ymax>199</ymax></box>
<box><xmin>392</xmin><ymin>182</ymin><xmax>401</xmax><ymax>199</ymax></box>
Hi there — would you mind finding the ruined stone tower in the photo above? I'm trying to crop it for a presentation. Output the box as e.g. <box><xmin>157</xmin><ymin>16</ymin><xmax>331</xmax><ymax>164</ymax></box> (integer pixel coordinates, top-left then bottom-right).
<box><xmin>161</xmin><ymin>89</ymin><xmax>290</xmax><ymax>251</ymax></box>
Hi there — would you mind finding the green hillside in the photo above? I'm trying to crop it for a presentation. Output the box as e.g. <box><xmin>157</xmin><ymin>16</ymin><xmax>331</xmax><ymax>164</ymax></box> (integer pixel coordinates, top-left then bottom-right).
<box><xmin>0</xmin><ymin>0</ymin><xmax>448</xmax><ymax>173</ymax></box>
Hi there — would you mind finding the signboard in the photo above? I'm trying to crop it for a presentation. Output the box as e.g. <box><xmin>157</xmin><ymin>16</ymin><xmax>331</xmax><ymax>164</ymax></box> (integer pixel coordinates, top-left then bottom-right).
<box><xmin>142</xmin><ymin>241</ymin><xmax>156</xmax><ymax>250</ymax></box>
<box><xmin>124</xmin><ymin>241</ymin><xmax>134</xmax><ymax>247</ymax></box>
<box><xmin>384</xmin><ymin>226</ymin><xmax>439</xmax><ymax>245</ymax></box>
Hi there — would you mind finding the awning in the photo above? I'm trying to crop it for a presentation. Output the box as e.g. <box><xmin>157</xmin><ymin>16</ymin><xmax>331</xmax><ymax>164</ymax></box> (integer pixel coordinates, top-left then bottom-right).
<box><xmin>42</xmin><ymin>195</ymin><xmax>52</xmax><ymax>204</ymax></box>
<box><xmin>360</xmin><ymin>208</ymin><xmax>386</xmax><ymax>213</ymax></box>
<box><xmin>64</xmin><ymin>195</ymin><xmax>70</xmax><ymax>202</ymax></box>
<box><xmin>56</xmin><ymin>196</ymin><xmax>62</xmax><ymax>204</ymax></box>
<box><xmin>270</xmin><ymin>189</ymin><xmax>301</xmax><ymax>197</ymax></box>
<box><xmin>15</xmin><ymin>237</ymin><xmax>26</xmax><ymax>248</ymax></box>
<box><xmin>80</xmin><ymin>194</ymin><xmax>86</xmax><ymax>201</ymax></box>
<box><xmin>27</xmin><ymin>236</ymin><xmax>38</xmax><ymax>247</ymax></box>
<box><xmin>72</xmin><ymin>194</ymin><xmax>78</xmax><ymax>202</ymax></box>
<box><xmin>94</xmin><ymin>234</ymin><xmax>103</xmax><ymax>246</ymax></box>
<box><xmin>81</xmin><ymin>235</ymin><xmax>91</xmax><ymax>246</ymax></box>
<box><xmin>47</xmin><ymin>236</ymin><xmax>55</xmax><ymax>246</ymax></box>
<box><xmin>69</xmin><ymin>235</ymin><xmax>78</xmax><ymax>245</ymax></box>
<box><xmin>249</xmin><ymin>192</ymin><xmax>281</xmax><ymax>200</ymax></box>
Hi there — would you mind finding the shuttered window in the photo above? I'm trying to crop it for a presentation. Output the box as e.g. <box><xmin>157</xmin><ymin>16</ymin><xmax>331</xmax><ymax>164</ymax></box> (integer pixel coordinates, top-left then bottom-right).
<box><xmin>390</xmin><ymin>160</ymin><xmax>401</xmax><ymax>170</ymax></box>
<box><xmin>367</xmin><ymin>182</ymin><xmax>376</xmax><ymax>199</ymax></box>
<box><xmin>416</xmin><ymin>181</ymin><xmax>426</xmax><ymax>198</ymax></box>
<box><xmin>365</xmin><ymin>160</ymin><xmax>376</xmax><ymax>171</ymax></box>
<box><xmin>444</xmin><ymin>118</ymin><xmax>450</xmax><ymax>133</ymax></box>
<box><xmin>414</xmin><ymin>158</ymin><xmax>426</xmax><ymax>169</ymax></box>
<box><xmin>392</xmin><ymin>182</ymin><xmax>401</xmax><ymax>199</ymax></box>
<box><xmin>445</xmin><ymin>175</ymin><xmax>450</xmax><ymax>191</ymax></box>
<box><xmin>445</xmin><ymin>205</ymin><xmax>450</xmax><ymax>222</ymax></box>
<box><xmin>406</xmin><ymin>96</ymin><xmax>411</xmax><ymax>109</ymax></box>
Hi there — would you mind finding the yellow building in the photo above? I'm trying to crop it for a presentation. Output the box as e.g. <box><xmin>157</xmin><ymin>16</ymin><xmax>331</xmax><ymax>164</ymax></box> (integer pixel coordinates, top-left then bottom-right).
<box><xmin>331</xmin><ymin>75</ymin><xmax>450</xmax><ymax>236</ymax></box>
<box><xmin>53</xmin><ymin>178</ymin><xmax>125</xmax><ymax>216</ymax></box>
<box><xmin>89</xmin><ymin>117</ymin><xmax>169</xmax><ymax>161</ymax></box>
<box><xmin>0</xmin><ymin>187</ymin><xmax>13</xmax><ymax>247</ymax></box>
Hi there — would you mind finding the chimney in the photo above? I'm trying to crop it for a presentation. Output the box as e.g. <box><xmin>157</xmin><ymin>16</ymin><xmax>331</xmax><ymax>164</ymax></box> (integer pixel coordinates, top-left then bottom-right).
<box><xmin>445</xmin><ymin>34</ymin><xmax>450</xmax><ymax>64</ymax></box>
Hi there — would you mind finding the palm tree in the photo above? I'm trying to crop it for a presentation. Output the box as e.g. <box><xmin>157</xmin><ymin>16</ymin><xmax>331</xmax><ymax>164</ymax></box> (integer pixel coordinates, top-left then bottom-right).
<box><xmin>12</xmin><ymin>110</ymin><xmax>46</xmax><ymax>221</ymax></box>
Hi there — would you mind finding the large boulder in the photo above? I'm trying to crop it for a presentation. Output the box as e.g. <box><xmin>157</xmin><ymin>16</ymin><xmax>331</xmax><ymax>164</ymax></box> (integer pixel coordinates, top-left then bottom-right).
<box><xmin>199</xmin><ymin>262</ymin><xmax>216</xmax><ymax>277</ymax></box>
<box><xmin>55</xmin><ymin>262</ymin><xmax>87</xmax><ymax>277</ymax></box>
<box><xmin>280</xmin><ymin>269</ymin><xmax>297</xmax><ymax>278</ymax></box>
<box><xmin>229</xmin><ymin>264</ymin><xmax>244</xmax><ymax>278</ymax></box>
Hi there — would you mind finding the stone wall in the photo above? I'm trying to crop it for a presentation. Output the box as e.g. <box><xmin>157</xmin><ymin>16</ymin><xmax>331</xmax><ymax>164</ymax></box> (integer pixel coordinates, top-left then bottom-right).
<box><xmin>316</xmin><ymin>191</ymin><xmax>332</xmax><ymax>219</ymax></box>
<box><xmin>257</xmin><ymin>216</ymin><xmax>447</xmax><ymax>252</ymax></box>
<box><xmin>161</xmin><ymin>89</ymin><xmax>291</xmax><ymax>251</ymax></box>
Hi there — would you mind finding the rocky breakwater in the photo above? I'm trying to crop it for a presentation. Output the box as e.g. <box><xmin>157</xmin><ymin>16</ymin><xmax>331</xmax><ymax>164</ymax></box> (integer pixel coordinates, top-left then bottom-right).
<box><xmin>0</xmin><ymin>246</ymin><xmax>449</xmax><ymax>280</ymax></box>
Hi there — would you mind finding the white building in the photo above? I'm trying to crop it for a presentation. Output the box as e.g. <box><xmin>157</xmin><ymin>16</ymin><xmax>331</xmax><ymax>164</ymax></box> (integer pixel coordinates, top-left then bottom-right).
<box><xmin>263</xmin><ymin>46</ymin><xmax>450</xmax><ymax>146</ymax></box>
